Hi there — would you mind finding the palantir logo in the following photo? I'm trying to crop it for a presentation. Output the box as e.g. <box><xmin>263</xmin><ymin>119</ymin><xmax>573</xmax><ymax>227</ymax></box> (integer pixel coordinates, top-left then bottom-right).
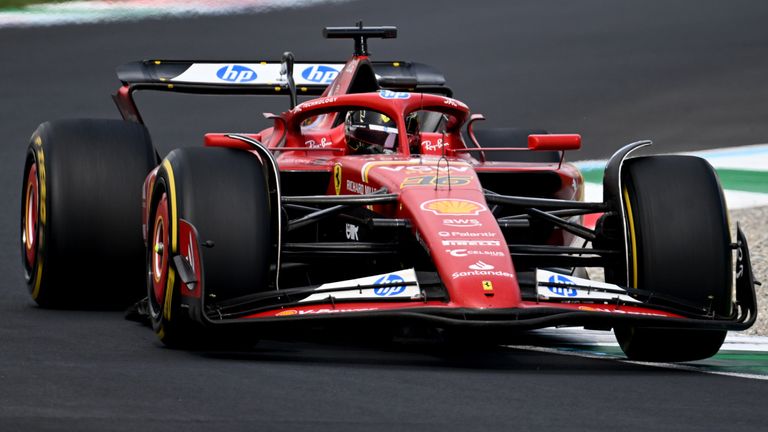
<box><xmin>301</xmin><ymin>65</ymin><xmax>339</xmax><ymax>84</ymax></box>
<box><xmin>373</xmin><ymin>274</ymin><xmax>406</xmax><ymax>296</ymax></box>
<box><xmin>547</xmin><ymin>274</ymin><xmax>578</xmax><ymax>297</ymax></box>
<box><xmin>216</xmin><ymin>65</ymin><xmax>257</xmax><ymax>83</ymax></box>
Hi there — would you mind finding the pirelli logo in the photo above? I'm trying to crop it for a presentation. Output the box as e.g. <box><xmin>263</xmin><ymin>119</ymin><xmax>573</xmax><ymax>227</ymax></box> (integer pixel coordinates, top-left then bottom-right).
<box><xmin>441</xmin><ymin>240</ymin><xmax>500</xmax><ymax>246</ymax></box>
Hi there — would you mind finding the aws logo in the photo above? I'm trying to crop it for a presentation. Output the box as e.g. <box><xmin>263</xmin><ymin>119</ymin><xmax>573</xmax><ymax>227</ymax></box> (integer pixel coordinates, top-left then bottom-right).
<box><xmin>301</xmin><ymin>65</ymin><xmax>339</xmax><ymax>83</ymax></box>
<box><xmin>216</xmin><ymin>65</ymin><xmax>257</xmax><ymax>83</ymax></box>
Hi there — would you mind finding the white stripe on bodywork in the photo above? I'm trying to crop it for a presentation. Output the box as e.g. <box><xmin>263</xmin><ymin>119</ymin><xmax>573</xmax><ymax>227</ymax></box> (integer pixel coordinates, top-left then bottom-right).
<box><xmin>299</xmin><ymin>268</ymin><xmax>421</xmax><ymax>303</ymax></box>
<box><xmin>536</xmin><ymin>269</ymin><xmax>641</xmax><ymax>303</ymax></box>
<box><xmin>170</xmin><ymin>63</ymin><xmax>345</xmax><ymax>86</ymax></box>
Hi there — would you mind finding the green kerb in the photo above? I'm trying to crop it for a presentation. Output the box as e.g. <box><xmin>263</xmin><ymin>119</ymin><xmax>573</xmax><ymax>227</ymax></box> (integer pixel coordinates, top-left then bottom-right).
<box><xmin>0</xmin><ymin>0</ymin><xmax>72</xmax><ymax>10</ymax></box>
<box><xmin>713</xmin><ymin>169</ymin><xmax>768</xmax><ymax>194</ymax></box>
<box><xmin>580</xmin><ymin>167</ymin><xmax>768</xmax><ymax>194</ymax></box>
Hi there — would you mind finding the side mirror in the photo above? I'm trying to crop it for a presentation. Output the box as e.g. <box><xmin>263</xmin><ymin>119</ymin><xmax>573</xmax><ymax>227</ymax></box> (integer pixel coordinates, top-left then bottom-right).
<box><xmin>466</xmin><ymin>113</ymin><xmax>486</xmax><ymax>149</ymax></box>
<box><xmin>528</xmin><ymin>134</ymin><xmax>581</xmax><ymax>151</ymax></box>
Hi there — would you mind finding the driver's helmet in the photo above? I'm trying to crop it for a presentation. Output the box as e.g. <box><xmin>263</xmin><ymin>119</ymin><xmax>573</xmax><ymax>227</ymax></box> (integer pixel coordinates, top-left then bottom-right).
<box><xmin>344</xmin><ymin>110</ymin><xmax>399</xmax><ymax>154</ymax></box>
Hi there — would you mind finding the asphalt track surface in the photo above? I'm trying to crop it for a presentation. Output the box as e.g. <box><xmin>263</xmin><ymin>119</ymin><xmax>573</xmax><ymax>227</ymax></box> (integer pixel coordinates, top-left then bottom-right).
<box><xmin>2</xmin><ymin>1</ymin><xmax>768</xmax><ymax>430</ymax></box>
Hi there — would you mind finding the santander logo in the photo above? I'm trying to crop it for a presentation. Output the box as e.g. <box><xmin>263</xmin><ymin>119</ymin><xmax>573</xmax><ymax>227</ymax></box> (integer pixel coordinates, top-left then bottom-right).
<box><xmin>468</xmin><ymin>261</ymin><xmax>494</xmax><ymax>270</ymax></box>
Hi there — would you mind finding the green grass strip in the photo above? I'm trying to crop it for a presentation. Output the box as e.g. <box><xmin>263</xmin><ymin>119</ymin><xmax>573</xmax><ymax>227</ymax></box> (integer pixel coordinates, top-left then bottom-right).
<box><xmin>714</xmin><ymin>169</ymin><xmax>768</xmax><ymax>194</ymax></box>
<box><xmin>0</xmin><ymin>0</ymin><xmax>72</xmax><ymax>10</ymax></box>
<box><xmin>580</xmin><ymin>168</ymin><xmax>603</xmax><ymax>185</ymax></box>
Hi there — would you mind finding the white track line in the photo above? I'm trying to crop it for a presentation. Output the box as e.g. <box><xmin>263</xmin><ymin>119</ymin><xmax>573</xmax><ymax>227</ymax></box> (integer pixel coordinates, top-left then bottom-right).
<box><xmin>507</xmin><ymin>345</ymin><xmax>768</xmax><ymax>381</ymax></box>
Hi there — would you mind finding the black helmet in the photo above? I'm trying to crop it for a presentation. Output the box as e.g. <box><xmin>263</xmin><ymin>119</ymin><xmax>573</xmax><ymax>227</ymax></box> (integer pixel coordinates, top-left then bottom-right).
<box><xmin>345</xmin><ymin>110</ymin><xmax>399</xmax><ymax>154</ymax></box>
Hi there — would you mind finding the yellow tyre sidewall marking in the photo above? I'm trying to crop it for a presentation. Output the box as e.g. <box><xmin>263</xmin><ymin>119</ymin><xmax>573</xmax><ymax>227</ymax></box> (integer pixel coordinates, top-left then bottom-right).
<box><xmin>31</xmin><ymin>135</ymin><xmax>46</xmax><ymax>300</ymax></box>
<box><xmin>623</xmin><ymin>186</ymin><xmax>639</xmax><ymax>289</ymax></box>
<box><xmin>161</xmin><ymin>159</ymin><xmax>179</xmax><ymax>322</ymax></box>
<box><xmin>162</xmin><ymin>159</ymin><xmax>178</xmax><ymax>252</ymax></box>
<box><xmin>163</xmin><ymin>268</ymin><xmax>176</xmax><ymax>321</ymax></box>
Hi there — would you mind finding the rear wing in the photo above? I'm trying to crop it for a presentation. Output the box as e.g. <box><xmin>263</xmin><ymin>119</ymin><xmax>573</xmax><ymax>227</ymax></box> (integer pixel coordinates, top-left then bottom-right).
<box><xmin>116</xmin><ymin>60</ymin><xmax>447</xmax><ymax>95</ymax></box>
<box><xmin>114</xmin><ymin>59</ymin><xmax>449</xmax><ymax>123</ymax></box>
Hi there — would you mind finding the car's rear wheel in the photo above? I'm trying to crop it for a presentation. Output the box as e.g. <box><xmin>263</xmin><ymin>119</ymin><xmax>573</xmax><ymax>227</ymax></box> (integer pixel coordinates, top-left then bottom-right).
<box><xmin>21</xmin><ymin>119</ymin><xmax>156</xmax><ymax>308</ymax></box>
<box><xmin>613</xmin><ymin>155</ymin><xmax>732</xmax><ymax>362</ymax></box>
<box><xmin>147</xmin><ymin>147</ymin><xmax>272</xmax><ymax>348</ymax></box>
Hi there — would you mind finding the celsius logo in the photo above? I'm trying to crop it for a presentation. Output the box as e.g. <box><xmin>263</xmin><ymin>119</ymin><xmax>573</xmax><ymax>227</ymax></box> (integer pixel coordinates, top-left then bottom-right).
<box><xmin>216</xmin><ymin>65</ymin><xmax>257</xmax><ymax>83</ymax></box>
<box><xmin>469</xmin><ymin>261</ymin><xmax>494</xmax><ymax>270</ymax></box>
<box><xmin>373</xmin><ymin>274</ymin><xmax>406</xmax><ymax>296</ymax></box>
<box><xmin>301</xmin><ymin>65</ymin><xmax>339</xmax><ymax>83</ymax></box>
<box><xmin>548</xmin><ymin>274</ymin><xmax>578</xmax><ymax>297</ymax></box>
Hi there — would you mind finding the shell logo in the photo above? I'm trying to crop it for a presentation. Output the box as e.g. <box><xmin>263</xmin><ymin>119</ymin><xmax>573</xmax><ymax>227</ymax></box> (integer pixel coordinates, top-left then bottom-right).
<box><xmin>276</xmin><ymin>309</ymin><xmax>299</xmax><ymax>316</ymax></box>
<box><xmin>420</xmin><ymin>199</ymin><xmax>487</xmax><ymax>216</ymax></box>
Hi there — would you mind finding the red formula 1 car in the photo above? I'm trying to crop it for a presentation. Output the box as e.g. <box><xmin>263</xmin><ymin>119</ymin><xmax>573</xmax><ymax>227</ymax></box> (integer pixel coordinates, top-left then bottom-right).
<box><xmin>21</xmin><ymin>25</ymin><xmax>757</xmax><ymax>361</ymax></box>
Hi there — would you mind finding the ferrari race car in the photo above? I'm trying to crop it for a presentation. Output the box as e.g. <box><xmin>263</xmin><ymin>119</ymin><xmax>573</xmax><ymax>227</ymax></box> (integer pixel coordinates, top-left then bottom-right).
<box><xmin>21</xmin><ymin>25</ymin><xmax>757</xmax><ymax>361</ymax></box>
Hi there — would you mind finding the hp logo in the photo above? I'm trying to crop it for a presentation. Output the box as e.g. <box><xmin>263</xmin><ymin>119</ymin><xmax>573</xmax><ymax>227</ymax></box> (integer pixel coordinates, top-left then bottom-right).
<box><xmin>301</xmin><ymin>65</ymin><xmax>339</xmax><ymax>84</ymax></box>
<box><xmin>216</xmin><ymin>65</ymin><xmax>257</xmax><ymax>83</ymax></box>
<box><xmin>547</xmin><ymin>274</ymin><xmax>578</xmax><ymax>297</ymax></box>
<box><xmin>379</xmin><ymin>90</ymin><xmax>410</xmax><ymax>99</ymax></box>
<box><xmin>373</xmin><ymin>274</ymin><xmax>406</xmax><ymax>297</ymax></box>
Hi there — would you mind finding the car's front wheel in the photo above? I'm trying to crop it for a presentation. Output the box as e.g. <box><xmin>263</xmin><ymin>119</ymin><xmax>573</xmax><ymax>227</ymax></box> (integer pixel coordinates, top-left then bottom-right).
<box><xmin>612</xmin><ymin>155</ymin><xmax>732</xmax><ymax>362</ymax></box>
<box><xmin>147</xmin><ymin>147</ymin><xmax>272</xmax><ymax>348</ymax></box>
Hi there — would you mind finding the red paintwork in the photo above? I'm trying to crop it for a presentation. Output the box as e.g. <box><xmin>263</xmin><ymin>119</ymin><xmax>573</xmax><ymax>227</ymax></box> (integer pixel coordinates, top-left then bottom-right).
<box><xmin>134</xmin><ymin>53</ymin><xmax>689</xmax><ymax>325</ymax></box>
<box><xmin>244</xmin><ymin>300</ymin><xmax>684</xmax><ymax>320</ymax></box>
<box><xmin>151</xmin><ymin>194</ymin><xmax>169</xmax><ymax>306</ymax></box>
<box><xmin>114</xmin><ymin>85</ymin><xmax>142</xmax><ymax>123</ymax></box>
<box><xmin>584</xmin><ymin>213</ymin><xmax>601</xmax><ymax>230</ymax></box>
<box><xmin>528</xmin><ymin>134</ymin><xmax>582</xmax><ymax>151</ymax></box>
<box><xmin>520</xmin><ymin>301</ymin><xmax>684</xmax><ymax>318</ymax></box>
<box><xmin>226</xmin><ymin>62</ymin><xmax>584</xmax><ymax>316</ymax></box>
<box><xmin>24</xmin><ymin>164</ymin><xmax>38</xmax><ymax>268</ymax></box>
<box><xmin>204</xmin><ymin>133</ymin><xmax>261</xmax><ymax>150</ymax></box>
<box><xmin>246</xmin><ymin>301</ymin><xmax>448</xmax><ymax>319</ymax></box>
<box><xmin>142</xmin><ymin>167</ymin><xmax>159</xmax><ymax>245</ymax></box>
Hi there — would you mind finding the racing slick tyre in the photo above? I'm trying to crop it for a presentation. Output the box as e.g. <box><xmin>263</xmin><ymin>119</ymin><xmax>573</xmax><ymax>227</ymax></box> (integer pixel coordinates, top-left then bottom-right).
<box><xmin>613</xmin><ymin>155</ymin><xmax>731</xmax><ymax>362</ymax></box>
<box><xmin>147</xmin><ymin>147</ymin><xmax>271</xmax><ymax>348</ymax></box>
<box><xmin>470</xmin><ymin>128</ymin><xmax>560</xmax><ymax>163</ymax></box>
<box><xmin>21</xmin><ymin>119</ymin><xmax>156</xmax><ymax>308</ymax></box>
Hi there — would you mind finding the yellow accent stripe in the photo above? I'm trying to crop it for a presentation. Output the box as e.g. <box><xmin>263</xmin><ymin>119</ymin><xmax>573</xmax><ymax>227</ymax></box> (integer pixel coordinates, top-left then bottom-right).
<box><xmin>32</xmin><ymin>137</ymin><xmax>46</xmax><ymax>299</ymax></box>
<box><xmin>623</xmin><ymin>187</ymin><xmax>639</xmax><ymax>288</ymax></box>
<box><xmin>163</xmin><ymin>268</ymin><xmax>176</xmax><ymax>321</ymax></box>
<box><xmin>361</xmin><ymin>161</ymin><xmax>417</xmax><ymax>182</ymax></box>
<box><xmin>161</xmin><ymin>160</ymin><xmax>178</xmax><ymax>253</ymax></box>
<box><xmin>360</xmin><ymin>160</ymin><xmax>472</xmax><ymax>183</ymax></box>
<box><xmin>31</xmin><ymin>257</ymin><xmax>44</xmax><ymax>299</ymax></box>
